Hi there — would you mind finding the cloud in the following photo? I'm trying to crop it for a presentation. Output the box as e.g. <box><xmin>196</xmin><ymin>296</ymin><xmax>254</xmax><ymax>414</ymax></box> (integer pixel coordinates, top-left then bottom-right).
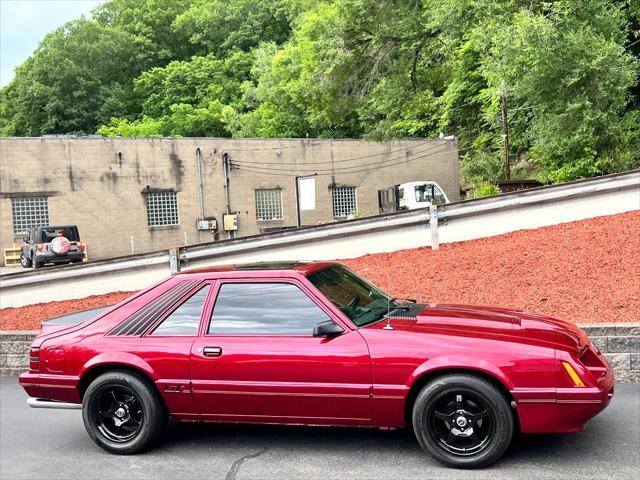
<box><xmin>1</xmin><ymin>0</ymin><xmax>105</xmax><ymax>87</ymax></box>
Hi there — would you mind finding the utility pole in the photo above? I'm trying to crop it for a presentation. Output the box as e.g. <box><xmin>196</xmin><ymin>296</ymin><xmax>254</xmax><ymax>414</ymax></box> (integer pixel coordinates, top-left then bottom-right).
<box><xmin>500</xmin><ymin>89</ymin><xmax>511</xmax><ymax>180</ymax></box>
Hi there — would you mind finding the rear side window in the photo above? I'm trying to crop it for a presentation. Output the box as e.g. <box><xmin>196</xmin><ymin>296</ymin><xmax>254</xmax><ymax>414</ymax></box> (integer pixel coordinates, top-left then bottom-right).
<box><xmin>151</xmin><ymin>285</ymin><xmax>210</xmax><ymax>336</ymax></box>
<box><xmin>209</xmin><ymin>283</ymin><xmax>329</xmax><ymax>335</ymax></box>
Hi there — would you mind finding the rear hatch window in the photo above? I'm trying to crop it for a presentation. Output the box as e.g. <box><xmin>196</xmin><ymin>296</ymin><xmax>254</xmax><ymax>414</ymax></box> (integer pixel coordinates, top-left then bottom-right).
<box><xmin>38</xmin><ymin>227</ymin><xmax>79</xmax><ymax>242</ymax></box>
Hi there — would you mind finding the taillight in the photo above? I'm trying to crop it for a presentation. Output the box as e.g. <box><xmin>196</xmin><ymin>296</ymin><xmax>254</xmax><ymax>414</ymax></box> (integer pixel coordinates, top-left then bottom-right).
<box><xmin>77</xmin><ymin>241</ymin><xmax>86</xmax><ymax>249</ymax></box>
<box><xmin>36</xmin><ymin>244</ymin><xmax>45</xmax><ymax>252</ymax></box>
<box><xmin>29</xmin><ymin>347</ymin><xmax>40</xmax><ymax>371</ymax></box>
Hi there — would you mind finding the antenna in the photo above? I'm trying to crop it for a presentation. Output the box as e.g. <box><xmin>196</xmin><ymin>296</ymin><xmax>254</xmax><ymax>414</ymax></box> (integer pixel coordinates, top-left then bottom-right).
<box><xmin>383</xmin><ymin>278</ymin><xmax>393</xmax><ymax>330</ymax></box>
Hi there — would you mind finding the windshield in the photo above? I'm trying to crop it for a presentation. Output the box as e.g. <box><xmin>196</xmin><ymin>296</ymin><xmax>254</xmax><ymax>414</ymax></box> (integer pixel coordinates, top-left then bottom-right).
<box><xmin>415</xmin><ymin>184</ymin><xmax>446</xmax><ymax>205</ymax></box>
<box><xmin>307</xmin><ymin>265</ymin><xmax>397</xmax><ymax>326</ymax></box>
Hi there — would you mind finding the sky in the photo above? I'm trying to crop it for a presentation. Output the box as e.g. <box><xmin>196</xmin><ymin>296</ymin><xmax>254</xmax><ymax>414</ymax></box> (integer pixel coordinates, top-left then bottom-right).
<box><xmin>1</xmin><ymin>0</ymin><xmax>104</xmax><ymax>87</ymax></box>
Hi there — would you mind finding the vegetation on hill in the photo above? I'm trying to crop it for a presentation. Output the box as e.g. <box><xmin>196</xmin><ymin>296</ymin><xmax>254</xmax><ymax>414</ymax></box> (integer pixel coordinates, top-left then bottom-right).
<box><xmin>1</xmin><ymin>0</ymin><xmax>638</xmax><ymax>185</ymax></box>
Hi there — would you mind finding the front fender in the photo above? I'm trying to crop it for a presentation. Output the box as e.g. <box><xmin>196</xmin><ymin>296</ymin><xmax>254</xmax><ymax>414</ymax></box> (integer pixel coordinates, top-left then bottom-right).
<box><xmin>407</xmin><ymin>354</ymin><xmax>515</xmax><ymax>391</ymax></box>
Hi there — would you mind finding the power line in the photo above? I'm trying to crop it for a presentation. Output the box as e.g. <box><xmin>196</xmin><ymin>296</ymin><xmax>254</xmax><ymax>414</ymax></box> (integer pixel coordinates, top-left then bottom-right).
<box><xmin>233</xmin><ymin>145</ymin><xmax>455</xmax><ymax>178</ymax></box>
<box><xmin>225</xmin><ymin>139</ymin><xmax>441</xmax><ymax>165</ymax></box>
<box><xmin>231</xmin><ymin>143</ymin><xmax>453</xmax><ymax>174</ymax></box>
<box><xmin>222</xmin><ymin>141</ymin><xmax>322</xmax><ymax>152</ymax></box>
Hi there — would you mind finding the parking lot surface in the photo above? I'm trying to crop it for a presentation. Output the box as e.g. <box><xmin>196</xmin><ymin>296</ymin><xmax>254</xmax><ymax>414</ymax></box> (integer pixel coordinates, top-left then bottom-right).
<box><xmin>1</xmin><ymin>377</ymin><xmax>638</xmax><ymax>479</ymax></box>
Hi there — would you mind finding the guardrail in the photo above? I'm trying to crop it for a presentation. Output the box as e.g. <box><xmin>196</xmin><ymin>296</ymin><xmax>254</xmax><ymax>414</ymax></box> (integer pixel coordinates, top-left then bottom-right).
<box><xmin>1</xmin><ymin>169</ymin><xmax>638</xmax><ymax>307</ymax></box>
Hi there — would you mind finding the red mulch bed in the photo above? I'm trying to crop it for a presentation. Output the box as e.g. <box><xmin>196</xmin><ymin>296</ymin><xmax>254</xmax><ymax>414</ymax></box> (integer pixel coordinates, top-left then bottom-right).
<box><xmin>1</xmin><ymin>211</ymin><xmax>638</xmax><ymax>331</ymax></box>
<box><xmin>343</xmin><ymin>211</ymin><xmax>640</xmax><ymax>325</ymax></box>
<box><xmin>0</xmin><ymin>292</ymin><xmax>135</xmax><ymax>331</ymax></box>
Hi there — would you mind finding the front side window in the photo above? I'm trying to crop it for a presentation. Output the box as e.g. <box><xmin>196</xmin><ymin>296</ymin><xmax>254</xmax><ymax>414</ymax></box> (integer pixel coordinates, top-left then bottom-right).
<box><xmin>12</xmin><ymin>196</ymin><xmax>49</xmax><ymax>234</ymax></box>
<box><xmin>307</xmin><ymin>265</ymin><xmax>393</xmax><ymax>327</ymax></box>
<box><xmin>151</xmin><ymin>285</ymin><xmax>210</xmax><ymax>336</ymax></box>
<box><xmin>209</xmin><ymin>283</ymin><xmax>329</xmax><ymax>335</ymax></box>
<box><xmin>415</xmin><ymin>184</ymin><xmax>435</xmax><ymax>203</ymax></box>
<box><xmin>255</xmin><ymin>188</ymin><xmax>283</xmax><ymax>221</ymax></box>
<box><xmin>433</xmin><ymin>186</ymin><xmax>446</xmax><ymax>205</ymax></box>
<box><xmin>414</xmin><ymin>184</ymin><xmax>447</xmax><ymax>205</ymax></box>
<box><xmin>146</xmin><ymin>191</ymin><xmax>179</xmax><ymax>227</ymax></box>
<box><xmin>332</xmin><ymin>186</ymin><xmax>357</xmax><ymax>218</ymax></box>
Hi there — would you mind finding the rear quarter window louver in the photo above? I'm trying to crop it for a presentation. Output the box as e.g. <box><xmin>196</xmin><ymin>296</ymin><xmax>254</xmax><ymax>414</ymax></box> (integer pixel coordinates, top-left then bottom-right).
<box><xmin>106</xmin><ymin>281</ymin><xmax>199</xmax><ymax>336</ymax></box>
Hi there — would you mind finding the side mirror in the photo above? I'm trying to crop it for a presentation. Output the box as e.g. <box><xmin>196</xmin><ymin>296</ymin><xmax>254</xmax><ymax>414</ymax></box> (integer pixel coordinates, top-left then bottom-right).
<box><xmin>313</xmin><ymin>320</ymin><xmax>344</xmax><ymax>337</ymax></box>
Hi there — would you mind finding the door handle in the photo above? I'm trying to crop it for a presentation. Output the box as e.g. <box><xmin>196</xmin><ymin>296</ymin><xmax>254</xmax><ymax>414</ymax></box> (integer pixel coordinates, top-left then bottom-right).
<box><xmin>203</xmin><ymin>346</ymin><xmax>222</xmax><ymax>357</ymax></box>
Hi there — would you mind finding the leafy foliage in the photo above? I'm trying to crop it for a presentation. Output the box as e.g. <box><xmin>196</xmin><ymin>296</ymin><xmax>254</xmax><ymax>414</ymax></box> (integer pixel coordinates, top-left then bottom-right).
<box><xmin>1</xmin><ymin>0</ymin><xmax>638</xmax><ymax>186</ymax></box>
<box><xmin>471</xmin><ymin>183</ymin><xmax>501</xmax><ymax>199</ymax></box>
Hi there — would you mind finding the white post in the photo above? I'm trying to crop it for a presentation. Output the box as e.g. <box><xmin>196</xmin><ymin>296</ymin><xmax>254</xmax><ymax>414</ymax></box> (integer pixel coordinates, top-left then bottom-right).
<box><xmin>169</xmin><ymin>247</ymin><xmax>180</xmax><ymax>273</ymax></box>
<box><xmin>429</xmin><ymin>204</ymin><xmax>439</xmax><ymax>250</ymax></box>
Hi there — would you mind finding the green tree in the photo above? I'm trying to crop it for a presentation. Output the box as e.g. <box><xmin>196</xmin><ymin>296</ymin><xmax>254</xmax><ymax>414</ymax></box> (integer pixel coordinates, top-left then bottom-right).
<box><xmin>0</xmin><ymin>19</ymin><xmax>142</xmax><ymax>135</ymax></box>
<box><xmin>93</xmin><ymin>0</ymin><xmax>195</xmax><ymax>62</ymax></box>
<box><xmin>173</xmin><ymin>0</ymin><xmax>293</xmax><ymax>57</ymax></box>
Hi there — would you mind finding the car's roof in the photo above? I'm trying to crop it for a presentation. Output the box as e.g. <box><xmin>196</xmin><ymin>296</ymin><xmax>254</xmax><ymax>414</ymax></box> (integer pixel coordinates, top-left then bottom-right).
<box><xmin>179</xmin><ymin>260</ymin><xmax>339</xmax><ymax>277</ymax></box>
<box><xmin>36</xmin><ymin>225</ymin><xmax>78</xmax><ymax>229</ymax></box>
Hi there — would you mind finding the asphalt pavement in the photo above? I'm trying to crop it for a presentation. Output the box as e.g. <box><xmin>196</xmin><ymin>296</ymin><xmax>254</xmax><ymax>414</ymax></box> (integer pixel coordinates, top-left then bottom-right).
<box><xmin>1</xmin><ymin>377</ymin><xmax>638</xmax><ymax>480</ymax></box>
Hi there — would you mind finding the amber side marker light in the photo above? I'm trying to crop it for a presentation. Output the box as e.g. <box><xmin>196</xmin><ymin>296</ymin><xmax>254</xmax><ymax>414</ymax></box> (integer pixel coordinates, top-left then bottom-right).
<box><xmin>562</xmin><ymin>361</ymin><xmax>585</xmax><ymax>387</ymax></box>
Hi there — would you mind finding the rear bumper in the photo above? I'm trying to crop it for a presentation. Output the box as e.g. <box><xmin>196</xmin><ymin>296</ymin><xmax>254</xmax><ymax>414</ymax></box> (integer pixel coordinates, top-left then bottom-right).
<box><xmin>19</xmin><ymin>372</ymin><xmax>81</xmax><ymax>404</ymax></box>
<box><xmin>35</xmin><ymin>252</ymin><xmax>83</xmax><ymax>263</ymax></box>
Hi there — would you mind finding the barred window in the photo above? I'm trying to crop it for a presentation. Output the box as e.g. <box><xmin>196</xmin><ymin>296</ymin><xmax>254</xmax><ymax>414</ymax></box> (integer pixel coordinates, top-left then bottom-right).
<box><xmin>146</xmin><ymin>191</ymin><xmax>179</xmax><ymax>227</ymax></box>
<box><xmin>12</xmin><ymin>196</ymin><xmax>49</xmax><ymax>234</ymax></box>
<box><xmin>255</xmin><ymin>189</ymin><xmax>283</xmax><ymax>221</ymax></box>
<box><xmin>332</xmin><ymin>186</ymin><xmax>357</xmax><ymax>218</ymax></box>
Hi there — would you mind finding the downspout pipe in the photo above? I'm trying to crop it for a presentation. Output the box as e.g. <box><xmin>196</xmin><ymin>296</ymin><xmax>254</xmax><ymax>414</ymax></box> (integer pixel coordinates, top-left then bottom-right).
<box><xmin>195</xmin><ymin>147</ymin><xmax>205</xmax><ymax>221</ymax></box>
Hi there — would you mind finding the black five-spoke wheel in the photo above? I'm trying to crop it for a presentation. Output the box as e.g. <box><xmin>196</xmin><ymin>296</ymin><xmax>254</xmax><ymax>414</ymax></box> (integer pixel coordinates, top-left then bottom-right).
<box><xmin>429</xmin><ymin>391</ymin><xmax>494</xmax><ymax>456</ymax></box>
<box><xmin>82</xmin><ymin>371</ymin><xmax>167</xmax><ymax>454</ymax></box>
<box><xmin>413</xmin><ymin>374</ymin><xmax>514</xmax><ymax>468</ymax></box>
<box><xmin>95</xmin><ymin>386</ymin><xmax>144</xmax><ymax>443</ymax></box>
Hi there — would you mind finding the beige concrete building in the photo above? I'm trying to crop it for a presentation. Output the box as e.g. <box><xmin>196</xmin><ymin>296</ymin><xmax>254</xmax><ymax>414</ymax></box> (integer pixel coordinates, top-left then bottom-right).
<box><xmin>0</xmin><ymin>137</ymin><xmax>459</xmax><ymax>264</ymax></box>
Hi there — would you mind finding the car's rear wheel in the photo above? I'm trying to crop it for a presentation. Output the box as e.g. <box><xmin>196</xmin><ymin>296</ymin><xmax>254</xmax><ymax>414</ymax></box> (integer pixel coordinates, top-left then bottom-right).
<box><xmin>412</xmin><ymin>374</ymin><xmax>513</xmax><ymax>469</ymax></box>
<box><xmin>82</xmin><ymin>371</ymin><xmax>167</xmax><ymax>454</ymax></box>
<box><xmin>32</xmin><ymin>257</ymin><xmax>42</xmax><ymax>269</ymax></box>
<box><xmin>20</xmin><ymin>253</ymin><xmax>32</xmax><ymax>268</ymax></box>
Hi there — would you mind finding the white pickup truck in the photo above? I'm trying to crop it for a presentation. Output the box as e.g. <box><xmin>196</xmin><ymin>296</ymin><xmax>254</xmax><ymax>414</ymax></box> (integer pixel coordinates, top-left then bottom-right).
<box><xmin>378</xmin><ymin>181</ymin><xmax>450</xmax><ymax>213</ymax></box>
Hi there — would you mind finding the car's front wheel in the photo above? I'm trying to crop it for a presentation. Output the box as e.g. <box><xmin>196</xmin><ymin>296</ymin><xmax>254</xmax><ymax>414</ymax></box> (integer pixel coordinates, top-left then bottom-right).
<box><xmin>412</xmin><ymin>374</ymin><xmax>514</xmax><ymax>469</ymax></box>
<box><xmin>82</xmin><ymin>371</ymin><xmax>167</xmax><ymax>454</ymax></box>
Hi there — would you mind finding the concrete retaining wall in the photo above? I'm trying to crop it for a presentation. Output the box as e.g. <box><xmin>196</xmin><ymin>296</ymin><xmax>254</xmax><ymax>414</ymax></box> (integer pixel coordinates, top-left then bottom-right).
<box><xmin>2</xmin><ymin>325</ymin><xmax>638</xmax><ymax>380</ymax></box>
<box><xmin>0</xmin><ymin>331</ymin><xmax>34</xmax><ymax>376</ymax></box>
<box><xmin>583</xmin><ymin>324</ymin><xmax>640</xmax><ymax>382</ymax></box>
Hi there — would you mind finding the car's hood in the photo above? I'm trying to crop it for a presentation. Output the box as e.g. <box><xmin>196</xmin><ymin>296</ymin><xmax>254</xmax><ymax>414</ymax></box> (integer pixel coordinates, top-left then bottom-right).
<box><xmin>377</xmin><ymin>303</ymin><xmax>589</xmax><ymax>352</ymax></box>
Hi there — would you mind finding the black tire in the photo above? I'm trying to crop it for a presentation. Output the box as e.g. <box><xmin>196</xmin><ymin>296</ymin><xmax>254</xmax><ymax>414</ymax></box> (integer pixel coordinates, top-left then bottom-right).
<box><xmin>82</xmin><ymin>371</ymin><xmax>167</xmax><ymax>454</ymax></box>
<box><xmin>71</xmin><ymin>259</ymin><xmax>83</xmax><ymax>264</ymax></box>
<box><xmin>32</xmin><ymin>257</ymin><xmax>43</xmax><ymax>269</ymax></box>
<box><xmin>412</xmin><ymin>374</ymin><xmax>513</xmax><ymax>469</ymax></box>
<box><xmin>20</xmin><ymin>253</ymin><xmax>32</xmax><ymax>268</ymax></box>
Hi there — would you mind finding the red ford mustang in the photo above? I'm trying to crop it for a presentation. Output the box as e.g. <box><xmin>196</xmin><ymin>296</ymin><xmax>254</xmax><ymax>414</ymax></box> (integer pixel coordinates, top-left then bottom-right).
<box><xmin>19</xmin><ymin>261</ymin><xmax>613</xmax><ymax>468</ymax></box>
